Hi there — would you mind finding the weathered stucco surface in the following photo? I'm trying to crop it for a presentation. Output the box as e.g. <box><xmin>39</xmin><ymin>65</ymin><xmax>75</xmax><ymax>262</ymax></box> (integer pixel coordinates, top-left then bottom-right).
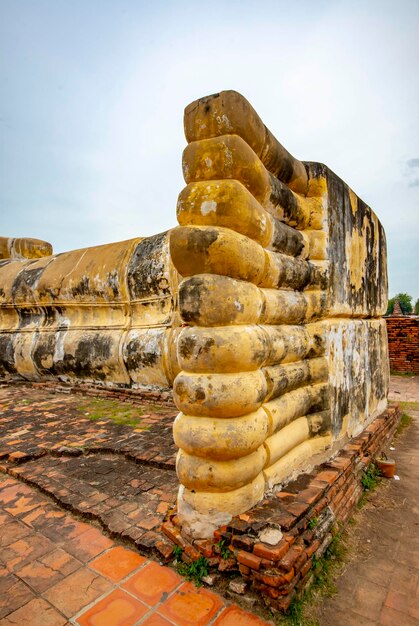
<box><xmin>0</xmin><ymin>234</ymin><xmax>181</xmax><ymax>387</ymax></box>
<box><xmin>170</xmin><ymin>90</ymin><xmax>388</xmax><ymax>537</ymax></box>
<box><xmin>0</xmin><ymin>90</ymin><xmax>389</xmax><ymax>538</ymax></box>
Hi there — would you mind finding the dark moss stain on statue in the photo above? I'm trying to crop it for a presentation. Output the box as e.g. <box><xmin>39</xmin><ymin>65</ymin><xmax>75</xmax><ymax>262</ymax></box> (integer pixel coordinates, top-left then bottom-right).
<box><xmin>33</xmin><ymin>334</ymin><xmax>56</xmax><ymax>374</ymax></box>
<box><xmin>269</xmin><ymin>174</ymin><xmax>302</xmax><ymax>227</ymax></box>
<box><xmin>71</xmin><ymin>275</ymin><xmax>91</xmax><ymax>298</ymax></box>
<box><xmin>106</xmin><ymin>270</ymin><xmax>121</xmax><ymax>299</ymax></box>
<box><xmin>128</xmin><ymin>232</ymin><xmax>170</xmax><ymax>300</ymax></box>
<box><xmin>11</xmin><ymin>265</ymin><xmax>45</xmax><ymax>302</ymax></box>
<box><xmin>0</xmin><ymin>335</ymin><xmax>18</xmax><ymax>376</ymax></box>
<box><xmin>124</xmin><ymin>336</ymin><xmax>159</xmax><ymax>372</ymax></box>
<box><xmin>308</xmin><ymin>410</ymin><xmax>331</xmax><ymax>437</ymax></box>
<box><xmin>271</xmin><ymin>219</ymin><xmax>305</xmax><ymax>257</ymax></box>
<box><xmin>179</xmin><ymin>276</ymin><xmax>208</xmax><ymax>323</ymax></box>
<box><xmin>17</xmin><ymin>307</ymin><xmax>43</xmax><ymax>328</ymax></box>
<box><xmin>43</xmin><ymin>305</ymin><xmax>64</xmax><ymax>327</ymax></box>
<box><xmin>52</xmin><ymin>335</ymin><xmax>113</xmax><ymax>380</ymax></box>
<box><xmin>309</xmin><ymin>160</ymin><xmax>387</xmax><ymax>316</ymax></box>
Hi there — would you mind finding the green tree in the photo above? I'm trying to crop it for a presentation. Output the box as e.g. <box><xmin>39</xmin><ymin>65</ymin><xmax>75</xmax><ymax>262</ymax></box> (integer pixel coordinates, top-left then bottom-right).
<box><xmin>415</xmin><ymin>298</ymin><xmax>419</xmax><ymax>315</ymax></box>
<box><xmin>386</xmin><ymin>293</ymin><xmax>413</xmax><ymax>315</ymax></box>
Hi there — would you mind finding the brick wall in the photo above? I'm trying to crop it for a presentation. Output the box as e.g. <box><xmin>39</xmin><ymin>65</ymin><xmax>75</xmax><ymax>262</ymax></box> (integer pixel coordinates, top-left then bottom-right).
<box><xmin>385</xmin><ymin>316</ymin><xmax>419</xmax><ymax>374</ymax></box>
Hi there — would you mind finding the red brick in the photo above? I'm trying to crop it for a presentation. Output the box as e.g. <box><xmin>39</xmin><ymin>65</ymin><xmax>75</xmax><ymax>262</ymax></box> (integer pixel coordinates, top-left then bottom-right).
<box><xmin>161</xmin><ymin>521</ymin><xmax>185</xmax><ymax>548</ymax></box>
<box><xmin>194</xmin><ymin>539</ymin><xmax>214</xmax><ymax>558</ymax></box>
<box><xmin>306</xmin><ymin>540</ymin><xmax>320</xmax><ymax>558</ymax></box>
<box><xmin>8</xmin><ymin>451</ymin><xmax>29</xmax><ymax>463</ymax></box>
<box><xmin>253</xmin><ymin>568</ymin><xmax>295</xmax><ymax>588</ymax></box>
<box><xmin>315</xmin><ymin>470</ymin><xmax>339</xmax><ymax>484</ymax></box>
<box><xmin>253</xmin><ymin>541</ymin><xmax>289</xmax><ymax>562</ymax></box>
<box><xmin>184</xmin><ymin>544</ymin><xmax>201</xmax><ymax>561</ymax></box>
<box><xmin>300</xmin><ymin>558</ymin><xmax>312</xmax><ymax>577</ymax></box>
<box><xmin>278</xmin><ymin>545</ymin><xmax>304</xmax><ymax>572</ymax></box>
<box><xmin>237</xmin><ymin>550</ymin><xmax>262</xmax><ymax>571</ymax></box>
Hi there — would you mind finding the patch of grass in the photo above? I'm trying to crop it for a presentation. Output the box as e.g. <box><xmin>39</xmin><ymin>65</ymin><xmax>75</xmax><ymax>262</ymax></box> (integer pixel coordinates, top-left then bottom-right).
<box><xmin>308</xmin><ymin>517</ymin><xmax>318</xmax><ymax>530</ymax></box>
<box><xmin>146</xmin><ymin>403</ymin><xmax>172</xmax><ymax>414</ymax></box>
<box><xmin>77</xmin><ymin>398</ymin><xmax>148</xmax><ymax>429</ymax></box>
<box><xmin>396</xmin><ymin>411</ymin><xmax>413</xmax><ymax>435</ymax></box>
<box><xmin>357</xmin><ymin>462</ymin><xmax>381</xmax><ymax>508</ymax></box>
<box><xmin>399</xmin><ymin>401</ymin><xmax>419</xmax><ymax>410</ymax></box>
<box><xmin>390</xmin><ymin>371</ymin><xmax>416</xmax><ymax>377</ymax></box>
<box><xmin>360</xmin><ymin>462</ymin><xmax>381</xmax><ymax>492</ymax></box>
<box><xmin>172</xmin><ymin>545</ymin><xmax>183</xmax><ymax>561</ymax></box>
<box><xmin>176</xmin><ymin>556</ymin><xmax>209</xmax><ymax>587</ymax></box>
<box><xmin>278</xmin><ymin>599</ymin><xmax>319</xmax><ymax>626</ymax></box>
<box><xmin>215</xmin><ymin>539</ymin><xmax>231</xmax><ymax>560</ymax></box>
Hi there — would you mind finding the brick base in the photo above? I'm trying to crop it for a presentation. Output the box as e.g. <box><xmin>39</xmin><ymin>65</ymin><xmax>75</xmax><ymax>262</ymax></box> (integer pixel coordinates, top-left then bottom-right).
<box><xmin>163</xmin><ymin>405</ymin><xmax>401</xmax><ymax>612</ymax></box>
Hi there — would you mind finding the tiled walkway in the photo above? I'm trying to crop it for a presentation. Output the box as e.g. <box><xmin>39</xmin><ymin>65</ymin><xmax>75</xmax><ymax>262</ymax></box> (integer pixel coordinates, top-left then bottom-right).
<box><xmin>0</xmin><ymin>476</ymin><xmax>272</xmax><ymax>625</ymax></box>
<box><xmin>0</xmin><ymin>386</ymin><xmax>178</xmax><ymax>559</ymax></box>
<box><xmin>1</xmin><ymin>378</ymin><xmax>418</xmax><ymax>625</ymax></box>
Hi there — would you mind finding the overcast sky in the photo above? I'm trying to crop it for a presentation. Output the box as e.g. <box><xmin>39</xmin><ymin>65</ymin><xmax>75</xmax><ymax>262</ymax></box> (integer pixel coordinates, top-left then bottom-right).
<box><xmin>1</xmin><ymin>0</ymin><xmax>418</xmax><ymax>302</ymax></box>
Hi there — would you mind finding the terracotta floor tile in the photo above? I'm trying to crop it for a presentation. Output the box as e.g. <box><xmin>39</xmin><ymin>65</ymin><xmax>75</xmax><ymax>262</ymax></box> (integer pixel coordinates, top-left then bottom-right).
<box><xmin>0</xmin><ymin>520</ymin><xmax>31</xmax><ymax>547</ymax></box>
<box><xmin>140</xmin><ymin>615</ymin><xmax>174</xmax><ymax>626</ymax></box>
<box><xmin>0</xmin><ymin>569</ymin><xmax>17</xmax><ymax>596</ymax></box>
<box><xmin>0</xmin><ymin>578</ymin><xmax>35</xmax><ymax>620</ymax></box>
<box><xmin>41</xmin><ymin>515</ymin><xmax>92</xmax><ymax>543</ymax></box>
<box><xmin>122</xmin><ymin>561</ymin><xmax>182</xmax><ymax>606</ymax></box>
<box><xmin>4</xmin><ymin>494</ymin><xmax>41</xmax><ymax>517</ymax></box>
<box><xmin>351</xmin><ymin>581</ymin><xmax>387</xmax><ymax>621</ymax></box>
<box><xmin>41</xmin><ymin>547</ymin><xmax>82</xmax><ymax>577</ymax></box>
<box><xmin>0</xmin><ymin>597</ymin><xmax>67</xmax><ymax>626</ymax></box>
<box><xmin>43</xmin><ymin>567</ymin><xmax>112</xmax><ymax>617</ymax></box>
<box><xmin>380</xmin><ymin>605</ymin><xmax>419</xmax><ymax>626</ymax></box>
<box><xmin>385</xmin><ymin>589</ymin><xmax>410</xmax><ymax>613</ymax></box>
<box><xmin>15</xmin><ymin>548</ymin><xmax>81</xmax><ymax>593</ymax></box>
<box><xmin>76</xmin><ymin>588</ymin><xmax>148</xmax><ymax>626</ymax></box>
<box><xmin>158</xmin><ymin>582</ymin><xmax>224</xmax><ymax>626</ymax></box>
<box><xmin>0</xmin><ymin>483</ymin><xmax>23</xmax><ymax>504</ymax></box>
<box><xmin>3</xmin><ymin>533</ymin><xmax>55</xmax><ymax>572</ymax></box>
<box><xmin>62</xmin><ymin>527</ymin><xmax>113</xmax><ymax>562</ymax></box>
<box><xmin>213</xmin><ymin>605</ymin><xmax>273</xmax><ymax>626</ymax></box>
<box><xmin>21</xmin><ymin>504</ymin><xmax>66</xmax><ymax>528</ymax></box>
<box><xmin>89</xmin><ymin>546</ymin><xmax>146</xmax><ymax>582</ymax></box>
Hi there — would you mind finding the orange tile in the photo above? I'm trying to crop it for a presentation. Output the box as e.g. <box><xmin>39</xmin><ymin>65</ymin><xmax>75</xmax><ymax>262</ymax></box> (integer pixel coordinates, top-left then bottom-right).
<box><xmin>90</xmin><ymin>546</ymin><xmax>146</xmax><ymax>582</ymax></box>
<box><xmin>158</xmin><ymin>581</ymin><xmax>224</xmax><ymax>626</ymax></box>
<box><xmin>44</xmin><ymin>567</ymin><xmax>112</xmax><ymax>617</ymax></box>
<box><xmin>141</xmin><ymin>615</ymin><xmax>173</xmax><ymax>626</ymax></box>
<box><xmin>213</xmin><ymin>605</ymin><xmax>273</xmax><ymax>626</ymax></box>
<box><xmin>76</xmin><ymin>588</ymin><xmax>148</xmax><ymax>626</ymax></box>
<box><xmin>122</xmin><ymin>561</ymin><xmax>182</xmax><ymax>606</ymax></box>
